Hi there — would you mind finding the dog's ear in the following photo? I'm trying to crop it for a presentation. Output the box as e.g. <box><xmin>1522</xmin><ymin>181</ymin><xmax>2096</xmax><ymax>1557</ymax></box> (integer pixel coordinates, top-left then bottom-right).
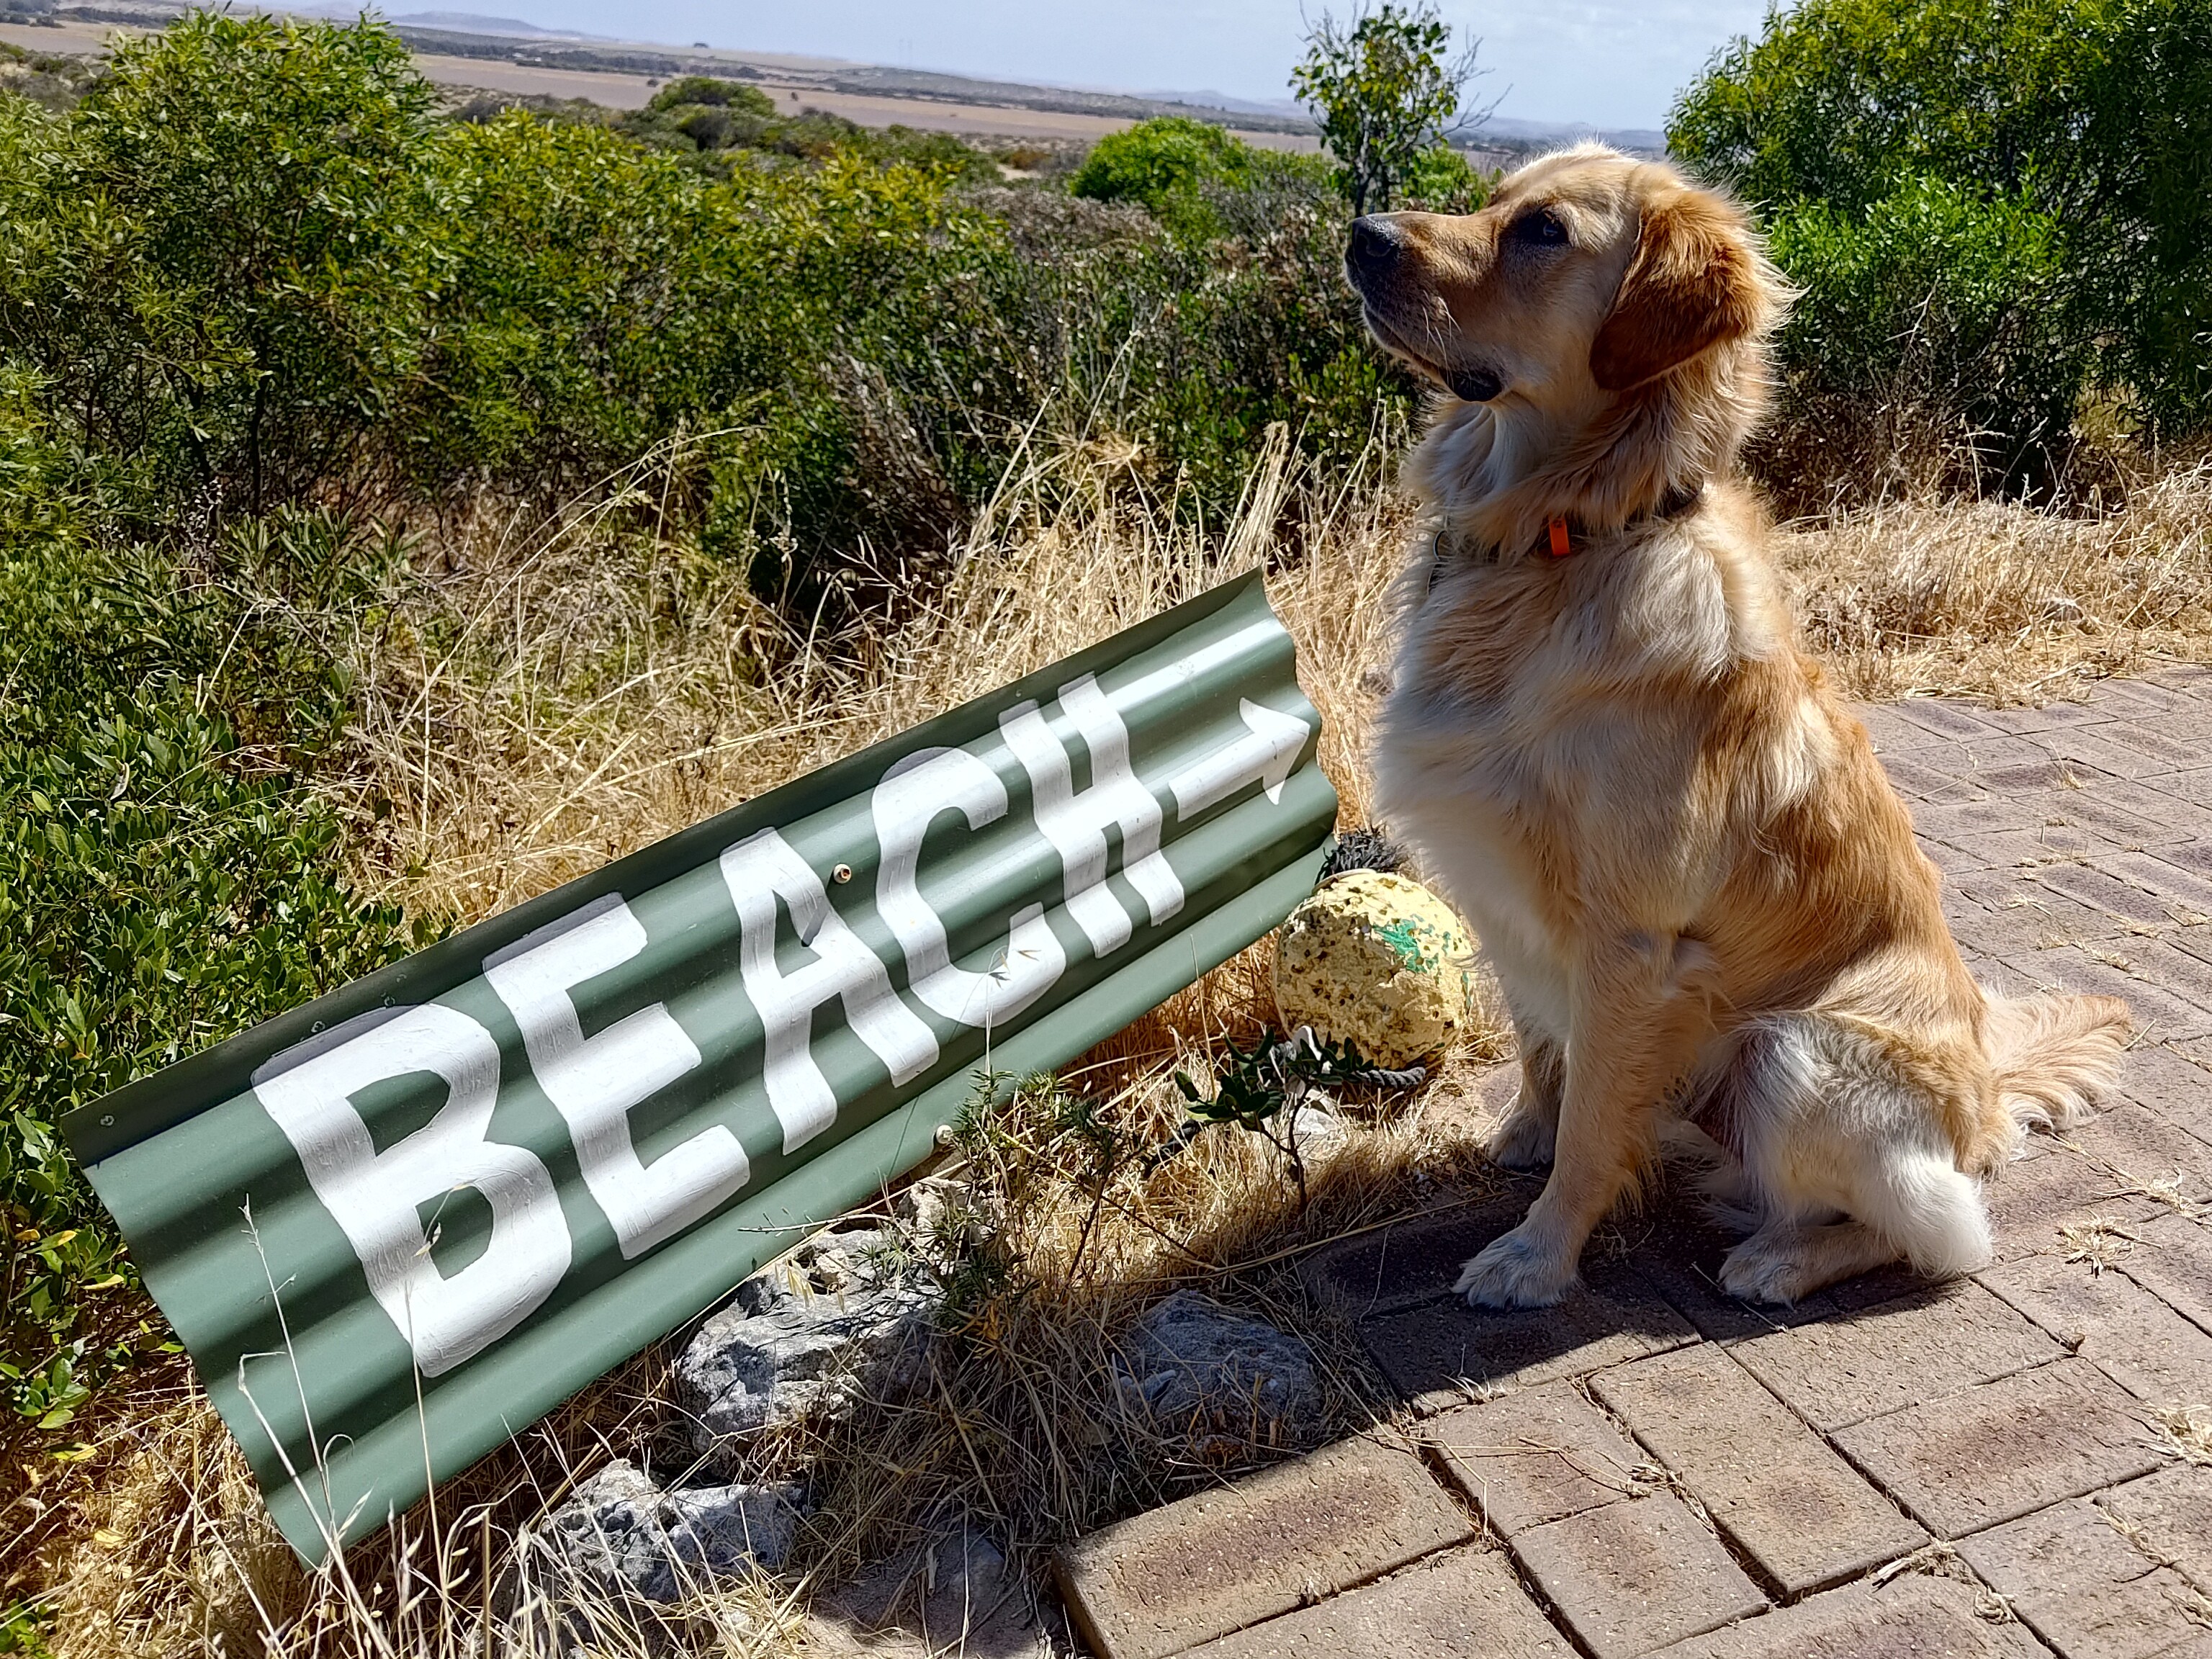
<box><xmin>1589</xmin><ymin>187</ymin><xmax>1763</xmax><ymax>392</ymax></box>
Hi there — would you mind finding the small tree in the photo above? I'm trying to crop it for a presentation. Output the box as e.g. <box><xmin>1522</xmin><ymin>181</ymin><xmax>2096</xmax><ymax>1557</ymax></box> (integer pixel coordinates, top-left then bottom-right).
<box><xmin>1291</xmin><ymin>2</ymin><xmax>1487</xmax><ymax>215</ymax></box>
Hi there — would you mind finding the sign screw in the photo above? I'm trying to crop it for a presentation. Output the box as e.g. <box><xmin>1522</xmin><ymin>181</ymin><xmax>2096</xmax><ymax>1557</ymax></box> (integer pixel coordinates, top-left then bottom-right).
<box><xmin>832</xmin><ymin>863</ymin><xmax>853</xmax><ymax>884</ymax></box>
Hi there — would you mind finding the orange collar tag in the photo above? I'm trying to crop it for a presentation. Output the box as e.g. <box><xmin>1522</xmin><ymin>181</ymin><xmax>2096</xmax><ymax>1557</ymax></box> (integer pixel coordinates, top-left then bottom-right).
<box><xmin>1546</xmin><ymin>516</ymin><xmax>1573</xmax><ymax>558</ymax></box>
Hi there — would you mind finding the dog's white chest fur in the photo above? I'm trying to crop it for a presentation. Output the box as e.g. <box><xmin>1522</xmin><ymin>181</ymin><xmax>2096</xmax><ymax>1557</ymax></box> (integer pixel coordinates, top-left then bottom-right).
<box><xmin>1372</xmin><ymin>526</ymin><xmax>1755</xmax><ymax>1035</ymax></box>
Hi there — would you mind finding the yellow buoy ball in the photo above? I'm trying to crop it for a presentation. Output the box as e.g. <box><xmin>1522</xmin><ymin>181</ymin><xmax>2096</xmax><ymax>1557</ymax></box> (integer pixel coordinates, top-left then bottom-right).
<box><xmin>1272</xmin><ymin>869</ymin><xmax>1475</xmax><ymax>1069</ymax></box>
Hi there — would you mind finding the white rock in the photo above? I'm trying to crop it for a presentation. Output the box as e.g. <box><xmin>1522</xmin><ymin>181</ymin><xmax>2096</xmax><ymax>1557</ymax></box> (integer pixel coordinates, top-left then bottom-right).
<box><xmin>534</xmin><ymin>1457</ymin><xmax>804</xmax><ymax>1605</ymax></box>
<box><xmin>676</xmin><ymin>1227</ymin><xmax>935</xmax><ymax>1458</ymax></box>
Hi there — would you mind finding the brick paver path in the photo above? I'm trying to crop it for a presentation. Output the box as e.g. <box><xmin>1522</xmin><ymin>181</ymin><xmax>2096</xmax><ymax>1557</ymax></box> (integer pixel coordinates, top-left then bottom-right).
<box><xmin>1059</xmin><ymin>671</ymin><xmax>2212</xmax><ymax>1659</ymax></box>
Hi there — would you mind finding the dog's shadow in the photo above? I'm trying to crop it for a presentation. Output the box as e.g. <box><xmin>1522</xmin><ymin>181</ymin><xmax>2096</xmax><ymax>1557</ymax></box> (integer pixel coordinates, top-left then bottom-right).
<box><xmin>1306</xmin><ymin>1174</ymin><xmax>1941</xmax><ymax>1413</ymax></box>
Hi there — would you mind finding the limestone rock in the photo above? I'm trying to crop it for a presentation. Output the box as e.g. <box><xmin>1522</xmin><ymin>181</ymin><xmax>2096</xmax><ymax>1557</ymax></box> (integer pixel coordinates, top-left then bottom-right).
<box><xmin>1114</xmin><ymin>1291</ymin><xmax>1322</xmax><ymax>1438</ymax></box>
<box><xmin>677</xmin><ymin>1226</ymin><xmax>935</xmax><ymax>1459</ymax></box>
<box><xmin>1272</xmin><ymin>868</ymin><xmax>1475</xmax><ymax>1069</ymax></box>
<box><xmin>536</xmin><ymin>1457</ymin><xmax>802</xmax><ymax>1605</ymax></box>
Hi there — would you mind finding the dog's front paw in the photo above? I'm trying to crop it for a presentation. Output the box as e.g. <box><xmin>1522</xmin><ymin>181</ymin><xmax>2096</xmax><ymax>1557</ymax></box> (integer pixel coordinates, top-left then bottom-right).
<box><xmin>1717</xmin><ymin>1237</ymin><xmax>1812</xmax><ymax>1306</ymax></box>
<box><xmin>1484</xmin><ymin>1103</ymin><xmax>1557</xmax><ymax>1172</ymax></box>
<box><xmin>1453</xmin><ymin>1226</ymin><xmax>1576</xmax><ymax>1308</ymax></box>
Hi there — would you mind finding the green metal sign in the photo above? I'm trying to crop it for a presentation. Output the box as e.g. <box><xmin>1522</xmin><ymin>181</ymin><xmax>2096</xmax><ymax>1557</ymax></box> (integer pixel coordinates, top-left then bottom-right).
<box><xmin>65</xmin><ymin>572</ymin><xmax>1336</xmax><ymax>1561</ymax></box>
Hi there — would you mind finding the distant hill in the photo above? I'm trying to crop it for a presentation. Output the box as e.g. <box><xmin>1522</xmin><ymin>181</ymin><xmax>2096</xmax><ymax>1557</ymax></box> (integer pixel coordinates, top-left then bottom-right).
<box><xmin>386</xmin><ymin>11</ymin><xmax>611</xmax><ymax>38</ymax></box>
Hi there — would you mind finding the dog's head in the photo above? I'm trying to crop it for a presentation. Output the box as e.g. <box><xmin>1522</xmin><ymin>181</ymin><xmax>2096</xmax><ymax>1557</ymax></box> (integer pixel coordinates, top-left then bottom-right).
<box><xmin>1344</xmin><ymin>146</ymin><xmax>1776</xmax><ymax>411</ymax></box>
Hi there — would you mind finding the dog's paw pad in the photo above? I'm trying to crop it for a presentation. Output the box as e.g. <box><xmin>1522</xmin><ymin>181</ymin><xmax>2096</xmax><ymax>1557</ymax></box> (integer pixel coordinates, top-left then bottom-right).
<box><xmin>1453</xmin><ymin>1228</ymin><xmax>1575</xmax><ymax>1308</ymax></box>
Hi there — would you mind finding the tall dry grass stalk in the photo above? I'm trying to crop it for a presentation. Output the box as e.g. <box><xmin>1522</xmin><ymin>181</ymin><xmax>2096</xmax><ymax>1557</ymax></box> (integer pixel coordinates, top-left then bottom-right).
<box><xmin>341</xmin><ymin>422</ymin><xmax>1402</xmax><ymax>926</ymax></box>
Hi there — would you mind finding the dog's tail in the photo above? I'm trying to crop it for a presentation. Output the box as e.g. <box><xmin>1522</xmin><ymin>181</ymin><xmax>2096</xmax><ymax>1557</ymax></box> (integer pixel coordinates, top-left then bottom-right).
<box><xmin>1982</xmin><ymin>992</ymin><xmax>2132</xmax><ymax>1133</ymax></box>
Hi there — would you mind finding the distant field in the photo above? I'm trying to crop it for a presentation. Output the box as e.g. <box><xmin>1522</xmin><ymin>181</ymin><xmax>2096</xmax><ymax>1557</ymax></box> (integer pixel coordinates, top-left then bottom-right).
<box><xmin>0</xmin><ymin>15</ymin><xmax>1318</xmax><ymax>145</ymax></box>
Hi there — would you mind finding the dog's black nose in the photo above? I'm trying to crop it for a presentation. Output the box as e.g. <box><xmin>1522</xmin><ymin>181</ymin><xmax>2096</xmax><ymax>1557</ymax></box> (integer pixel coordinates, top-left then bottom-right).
<box><xmin>1347</xmin><ymin>215</ymin><xmax>1404</xmax><ymax>278</ymax></box>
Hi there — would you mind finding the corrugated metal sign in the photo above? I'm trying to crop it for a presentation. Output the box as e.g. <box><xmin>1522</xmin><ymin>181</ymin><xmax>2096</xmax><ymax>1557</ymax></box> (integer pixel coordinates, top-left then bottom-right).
<box><xmin>64</xmin><ymin>572</ymin><xmax>1336</xmax><ymax>1560</ymax></box>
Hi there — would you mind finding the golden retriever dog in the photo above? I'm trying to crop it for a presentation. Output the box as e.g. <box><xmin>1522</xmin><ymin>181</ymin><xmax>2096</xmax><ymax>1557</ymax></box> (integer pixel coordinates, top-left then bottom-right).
<box><xmin>1345</xmin><ymin>146</ymin><xmax>2131</xmax><ymax>1308</ymax></box>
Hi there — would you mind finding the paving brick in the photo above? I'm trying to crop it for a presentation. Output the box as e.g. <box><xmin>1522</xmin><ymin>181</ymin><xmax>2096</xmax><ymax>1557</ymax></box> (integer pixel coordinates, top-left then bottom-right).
<box><xmin>1646</xmin><ymin>1570</ymin><xmax>2051</xmax><ymax>1658</ymax></box>
<box><xmin>2031</xmin><ymin>865</ymin><xmax>2183</xmax><ymax>931</ymax></box>
<box><xmin>1855</xmin><ymin>702</ymin><xmax>1943</xmax><ymax>753</ymax></box>
<box><xmin>1179</xmin><ymin>1547</ymin><xmax>1570</xmax><ymax>1659</ymax></box>
<box><xmin>1956</xmin><ymin>824</ymin><xmax>2146</xmax><ymax>867</ymax></box>
<box><xmin>1971</xmin><ymin>699</ymin><xmax>2120</xmax><ymax>737</ymax></box>
<box><xmin>1591</xmin><ymin>1344</ymin><xmax>1926</xmax><ymax>1596</ymax></box>
<box><xmin>2036</xmin><ymin>783</ymin><xmax>2193</xmax><ymax>850</ymax></box>
<box><xmin>2095</xmin><ymin>719</ymin><xmax>2212</xmax><ymax>774</ymax></box>
<box><xmin>1727</xmin><ymin>1279</ymin><xmax>2061</xmax><ymax>1431</ymax></box>
<box><xmin>1946</xmin><ymin>889</ymin><xmax>2113</xmax><ymax>956</ymax></box>
<box><xmin>1912</xmin><ymin>797</ymin><xmax>2044</xmax><ymax>842</ymax></box>
<box><xmin>2095</xmin><ymin>939</ymin><xmax>2212</xmax><ymax>1019</ymax></box>
<box><xmin>1884</xmin><ymin>756</ymin><xmax>1994</xmax><ymax>805</ymax></box>
<box><xmin>1978</xmin><ymin>1249</ymin><xmax>2212</xmax><ymax>1403</ymax></box>
<box><xmin>1897</xmin><ymin>700</ymin><xmax>2005</xmax><ymax>742</ymax></box>
<box><xmin>1831</xmin><ymin>1358</ymin><xmax>2169</xmax><ymax>1539</ymax></box>
<box><xmin>2116</xmin><ymin>1213</ymin><xmax>2212</xmax><ymax>1337</ymax></box>
<box><xmin>1052</xmin><ymin>1437</ymin><xmax>1473</xmax><ymax>1659</ymax></box>
<box><xmin>2111</xmin><ymin>853</ymin><xmax>2212</xmax><ymax>924</ymax></box>
<box><xmin>1358</xmin><ymin>1261</ymin><xmax>1697</xmax><ymax>1411</ymax></box>
<box><xmin>1299</xmin><ymin>1200</ymin><xmax>1532</xmax><ymax>1318</ymax></box>
<box><xmin>2008</xmin><ymin>949</ymin><xmax>2212</xmax><ymax>1042</ymax></box>
<box><xmin>1956</xmin><ymin>1495</ymin><xmax>2212</xmax><ymax>1659</ymax></box>
<box><xmin>1424</xmin><ymin>1383</ymin><xmax>1647</xmax><ymax>1535</ymax></box>
<box><xmin>2087</xmin><ymin>680</ymin><xmax>2200</xmax><ymax>721</ymax></box>
<box><xmin>1985</xmin><ymin>1136</ymin><xmax>2168</xmax><ymax>1262</ymax></box>
<box><xmin>2118</xmin><ymin>1043</ymin><xmax>2212</xmax><ymax>1148</ymax></box>
<box><xmin>2070</xmin><ymin>1104</ymin><xmax>2212</xmax><ymax>1206</ymax></box>
<box><xmin>2098</xmin><ymin>1465</ymin><xmax>2212</xmax><ymax>1592</ymax></box>
<box><xmin>2040</xmin><ymin>728</ymin><xmax>2193</xmax><ymax>786</ymax></box>
<box><xmin>1510</xmin><ymin>1493</ymin><xmax>1766</xmax><ymax>1659</ymax></box>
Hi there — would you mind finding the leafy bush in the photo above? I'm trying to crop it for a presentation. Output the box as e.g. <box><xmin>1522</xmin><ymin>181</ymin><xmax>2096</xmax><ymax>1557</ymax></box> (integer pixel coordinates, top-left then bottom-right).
<box><xmin>0</xmin><ymin>382</ymin><xmax>427</xmax><ymax>1428</ymax></box>
<box><xmin>1673</xmin><ymin>0</ymin><xmax>2212</xmax><ymax>488</ymax></box>
<box><xmin>0</xmin><ymin>13</ymin><xmax>441</xmax><ymax>518</ymax></box>
<box><xmin>1070</xmin><ymin>116</ymin><xmax>1259</xmax><ymax>238</ymax></box>
<box><xmin>1767</xmin><ymin>176</ymin><xmax>2085</xmax><ymax>488</ymax></box>
<box><xmin>623</xmin><ymin>76</ymin><xmax>1000</xmax><ymax>183</ymax></box>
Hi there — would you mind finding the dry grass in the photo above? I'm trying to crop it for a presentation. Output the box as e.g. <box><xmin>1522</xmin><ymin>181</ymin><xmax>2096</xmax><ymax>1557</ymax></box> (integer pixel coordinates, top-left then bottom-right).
<box><xmin>21</xmin><ymin>432</ymin><xmax>2212</xmax><ymax>1656</ymax></box>
<box><xmin>338</xmin><ymin>422</ymin><xmax>1401</xmax><ymax>926</ymax></box>
<box><xmin>1779</xmin><ymin>457</ymin><xmax>2212</xmax><ymax>702</ymax></box>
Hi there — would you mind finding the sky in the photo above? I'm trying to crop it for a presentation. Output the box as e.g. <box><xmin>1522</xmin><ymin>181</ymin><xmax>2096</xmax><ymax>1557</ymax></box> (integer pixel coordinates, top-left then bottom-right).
<box><xmin>459</xmin><ymin>0</ymin><xmax>1776</xmax><ymax>132</ymax></box>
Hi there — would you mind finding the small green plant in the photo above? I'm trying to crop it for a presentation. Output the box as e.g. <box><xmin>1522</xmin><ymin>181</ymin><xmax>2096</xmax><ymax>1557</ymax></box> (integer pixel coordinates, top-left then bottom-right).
<box><xmin>0</xmin><ymin>1602</ymin><xmax>54</xmax><ymax>1658</ymax></box>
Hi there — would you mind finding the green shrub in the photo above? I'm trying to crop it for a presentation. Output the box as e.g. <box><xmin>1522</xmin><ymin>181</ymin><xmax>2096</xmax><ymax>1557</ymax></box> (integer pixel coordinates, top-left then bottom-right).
<box><xmin>1070</xmin><ymin>116</ymin><xmax>1256</xmax><ymax>237</ymax></box>
<box><xmin>1768</xmin><ymin>176</ymin><xmax>2086</xmax><ymax>486</ymax></box>
<box><xmin>646</xmin><ymin>74</ymin><xmax>775</xmax><ymax>117</ymax></box>
<box><xmin>1398</xmin><ymin>144</ymin><xmax>1488</xmax><ymax>212</ymax></box>
<box><xmin>0</xmin><ymin>382</ymin><xmax>427</xmax><ymax>1429</ymax></box>
<box><xmin>1673</xmin><ymin>0</ymin><xmax>2212</xmax><ymax>485</ymax></box>
<box><xmin>0</xmin><ymin>12</ymin><xmax>441</xmax><ymax>518</ymax></box>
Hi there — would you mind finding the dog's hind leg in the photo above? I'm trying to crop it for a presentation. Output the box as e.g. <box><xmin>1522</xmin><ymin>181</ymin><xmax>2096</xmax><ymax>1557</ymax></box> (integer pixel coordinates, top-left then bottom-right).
<box><xmin>1720</xmin><ymin>1218</ymin><xmax>1899</xmax><ymax>1305</ymax></box>
<box><xmin>1723</xmin><ymin>1014</ymin><xmax>1997</xmax><ymax>1303</ymax></box>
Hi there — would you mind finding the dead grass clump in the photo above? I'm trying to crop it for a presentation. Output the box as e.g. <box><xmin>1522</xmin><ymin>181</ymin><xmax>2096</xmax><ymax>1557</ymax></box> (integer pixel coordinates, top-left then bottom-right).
<box><xmin>1779</xmin><ymin>457</ymin><xmax>2212</xmax><ymax>701</ymax></box>
<box><xmin>343</xmin><ymin>421</ymin><xmax>1406</xmax><ymax>925</ymax></box>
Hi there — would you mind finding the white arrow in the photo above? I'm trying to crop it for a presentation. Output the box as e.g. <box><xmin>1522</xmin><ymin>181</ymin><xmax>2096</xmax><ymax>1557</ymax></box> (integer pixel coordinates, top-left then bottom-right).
<box><xmin>1169</xmin><ymin>699</ymin><xmax>1311</xmax><ymax>819</ymax></box>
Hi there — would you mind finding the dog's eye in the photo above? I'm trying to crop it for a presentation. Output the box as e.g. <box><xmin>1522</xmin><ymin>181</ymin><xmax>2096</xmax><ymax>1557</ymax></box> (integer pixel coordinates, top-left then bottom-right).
<box><xmin>1514</xmin><ymin>209</ymin><xmax>1569</xmax><ymax>246</ymax></box>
